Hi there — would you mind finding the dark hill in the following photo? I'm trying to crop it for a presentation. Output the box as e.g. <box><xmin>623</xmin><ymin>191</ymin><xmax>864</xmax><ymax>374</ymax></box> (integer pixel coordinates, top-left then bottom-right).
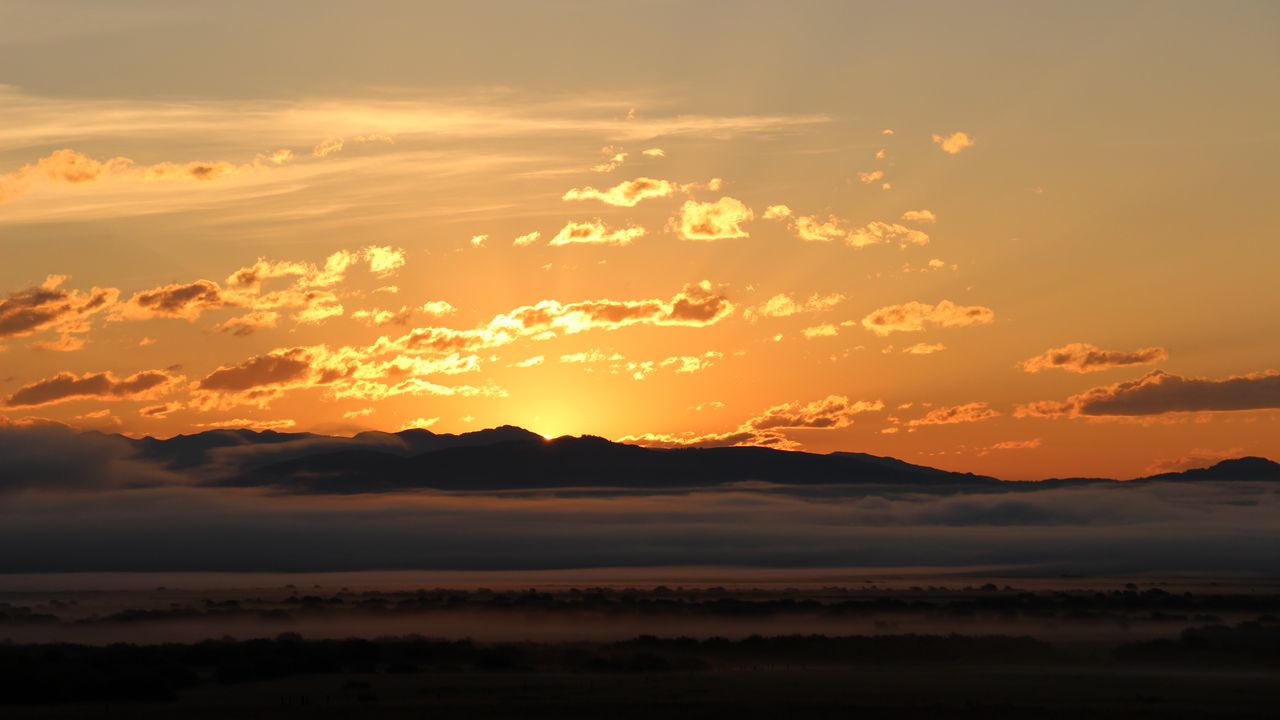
<box><xmin>233</xmin><ymin>433</ymin><xmax>1002</xmax><ymax>493</ymax></box>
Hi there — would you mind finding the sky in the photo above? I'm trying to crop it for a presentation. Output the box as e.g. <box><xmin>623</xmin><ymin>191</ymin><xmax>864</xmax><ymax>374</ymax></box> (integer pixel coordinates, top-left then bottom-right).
<box><xmin>1</xmin><ymin>0</ymin><xmax>1278</xmax><ymax>480</ymax></box>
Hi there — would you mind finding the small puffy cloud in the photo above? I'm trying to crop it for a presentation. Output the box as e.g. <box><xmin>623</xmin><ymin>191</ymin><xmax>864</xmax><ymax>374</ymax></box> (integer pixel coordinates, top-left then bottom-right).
<box><xmin>1020</xmin><ymin>343</ymin><xmax>1168</xmax><ymax>374</ymax></box>
<box><xmin>509</xmin><ymin>355</ymin><xmax>545</xmax><ymax>368</ymax></box>
<box><xmin>2</xmin><ymin>369</ymin><xmax>182</xmax><ymax>409</ymax></box>
<box><xmin>900</xmin><ymin>209</ymin><xmax>937</xmax><ymax>223</ymax></box>
<box><xmin>903</xmin><ymin>342</ymin><xmax>946</xmax><ymax>355</ymax></box>
<box><xmin>0</xmin><ymin>275</ymin><xmax>118</xmax><ymax>348</ymax></box>
<box><xmin>512</xmin><ymin>231</ymin><xmax>541</xmax><ymax>247</ymax></box>
<box><xmin>420</xmin><ymin>301</ymin><xmax>456</xmax><ymax>317</ymax></box>
<box><xmin>762</xmin><ymin>205</ymin><xmax>793</xmax><ymax>220</ymax></box>
<box><xmin>792</xmin><ymin>215</ymin><xmax>847</xmax><ymax>242</ymax></box>
<box><xmin>641</xmin><ymin>148</ymin><xmax>665</xmax><ymax>157</ymax></box>
<box><xmin>550</xmin><ymin>219</ymin><xmax>646</xmax><ymax>247</ymax></box>
<box><xmin>744</xmin><ymin>292</ymin><xmax>844</xmax><ymax>322</ymax></box>
<box><xmin>862</xmin><ymin>300</ymin><xmax>995</xmax><ymax>336</ymax></box>
<box><xmin>1017</xmin><ymin>369</ymin><xmax>1280</xmax><ymax>419</ymax></box>
<box><xmin>670</xmin><ymin>197</ymin><xmax>753</xmax><ymax>241</ymax></box>
<box><xmin>857</xmin><ymin>170</ymin><xmax>884</xmax><ymax>184</ymax></box>
<box><xmin>908</xmin><ymin>402</ymin><xmax>1000</xmax><ymax>427</ymax></box>
<box><xmin>882</xmin><ymin>128</ymin><xmax>895</xmax><ymax>136</ymax></box>
<box><xmin>847</xmin><ymin>221</ymin><xmax>930</xmax><ymax>248</ymax></box>
<box><xmin>562</xmin><ymin>177</ymin><xmax>676</xmax><ymax>207</ymax></box>
<box><xmin>470</xmin><ymin>234</ymin><xmax>488</xmax><ymax>248</ymax></box>
<box><xmin>401</xmin><ymin>417</ymin><xmax>440</xmax><ymax>430</ymax></box>
<box><xmin>362</xmin><ymin>246</ymin><xmax>406</xmax><ymax>278</ymax></box>
<box><xmin>215</xmin><ymin>310</ymin><xmax>280</xmax><ymax>336</ymax></box>
<box><xmin>932</xmin><ymin>131</ymin><xmax>974</xmax><ymax>154</ymax></box>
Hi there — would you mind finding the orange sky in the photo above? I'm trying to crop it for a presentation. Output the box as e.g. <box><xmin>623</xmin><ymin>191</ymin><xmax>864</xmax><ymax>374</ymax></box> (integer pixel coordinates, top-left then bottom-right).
<box><xmin>1</xmin><ymin>1</ymin><xmax>1278</xmax><ymax>479</ymax></box>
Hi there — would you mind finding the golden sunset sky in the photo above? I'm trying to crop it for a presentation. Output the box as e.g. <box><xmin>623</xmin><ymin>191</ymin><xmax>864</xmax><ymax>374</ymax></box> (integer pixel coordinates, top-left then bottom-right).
<box><xmin>1</xmin><ymin>0</ymin><xmax>1277</xmax><ymax>479</ymax></box>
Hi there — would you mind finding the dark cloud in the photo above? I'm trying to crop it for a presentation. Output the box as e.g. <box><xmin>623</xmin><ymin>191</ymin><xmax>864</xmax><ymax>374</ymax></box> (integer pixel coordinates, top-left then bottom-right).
<box><xmin>2</xmin><ymin>369</ymin><xmax>181</xmax><ymax>408</ymax></box>
<box><xmin>1019</xmin><ymin>369</ymin><xmax>1280</xmax><ymax>418</ymax></box>
<box><xmin>0</xmin><ymin>426</ymin><xmax>179</xmax><ymax>493</ymax></box>
<box><xmin>0</xmin><ymin>276</ymin><xmax>118</xmax><ymax>340</ymax></box>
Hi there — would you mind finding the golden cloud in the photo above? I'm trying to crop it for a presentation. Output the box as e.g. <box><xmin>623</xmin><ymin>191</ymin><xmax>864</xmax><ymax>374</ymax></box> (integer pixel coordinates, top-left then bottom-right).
<box><xmin>908</xmin><ymin>402</ymin><xmax>1000</xmax><ymax>427</ymax></box>
<box><xmin>932</xmin><ymin>131</ymin><xmax>975</xmax><ymax>154</ymax></box>
<box><xmin>847</xmin><ymin>221</ymin><xmax>930</xmax><ymax>248</ymax></box>
<box><xmin>622</xmin><ymin>395</ymin><xmax>883</xmax><ymax>449</ymax></box>
<box><xmin>861</xmin><ymin>300</ymin><xmax>995</xmax><ymax>336</ymax></box>
<box><xmin>0</xmin><ymin>275</ymin><xmax>118</xmax><ymax>344</ymax></box>
<box><xmin>670</xmin><ymin>197</ymin><xmax>753</xmax><ymax>241</ymax></box>
<box><xmin>1020</xmin><ymin>342</ymin><xmax>1168</xmax><ymax>374</ymax></box>
<box><xmin>550</xmin><ymin>219</ymin><xmax>646</xmax><ymax>247</ymax></box>
<box><xmin>562</xmin><ymin>177</ymin><xmax>677</xmax><ymax>207</ymax></box>
<box><xmin>744</xmin><ymin>292</ymin><xmax>845</xmax><ymax>322</ymax></box>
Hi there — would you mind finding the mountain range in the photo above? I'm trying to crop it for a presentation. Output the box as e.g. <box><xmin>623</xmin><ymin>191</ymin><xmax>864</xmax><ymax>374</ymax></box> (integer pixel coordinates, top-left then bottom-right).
<box><xmin>110</xmin><ymin>426</ymin><xmax>1280</xmax><ymax>494</ymax></box>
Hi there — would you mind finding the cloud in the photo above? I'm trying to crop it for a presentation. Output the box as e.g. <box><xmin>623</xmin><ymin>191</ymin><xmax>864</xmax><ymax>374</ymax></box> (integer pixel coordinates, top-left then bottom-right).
<box><xmin>1020</xmin><ymin>343</ymin><xmax>1168</xmax><ymax>374</ymax></box>
<box><xmin>0</xmin><ymin>425</ymin><xmax>180</xmax><ymax>493</ymax></box>
<box><xmin>847</xmin><ymin>221</ymin><xmax>930</xmax><ymax>248</ymax></box>
<box><xmin>215</xmin><ymin>310</ymin><xmax>280</xmax><ymax>336</ymax></box>
<box><xmin>120</xmin><ymin>280</ymin><xmax>228</xmax><ymax>320</ymax></box>
<box><xmin>903</xmin><ymin>342</ymin><xmax>946</xmax><ymax>355</ymax></box>
<box><xmin>591</xmin><ymin>146</ymin><xmax>627</xmax><ymax>172</ymax></box>
<box><xmin>0</xmin><ymin>149</ymin><xmax>132</xmax><ymax>203</ymax></box>
<box><xmin>2</xmin><ymin>369</ymin><xmax>182</xmax><ymax>409</ymax></box>
<box><xmin>802</xmin><ymin>324</ymin><xmax>839</xmax><ymax>339</ymax></box>
<box><xmin>312</xmin><ymin>137</ymin><xmax>344</xmax><ymax>157</ymax></box>
<box><xmin>623</xmin><ymin>395</ymin><xmax>883</xmax><ymax>449</ymax></box>
<box><xmin>744</xmin><ymin>292</ymin><xmax>844</xmax><ymax>322</ymax></box>
<box><xmin>861</xmin><ymin>300</ymin><xmax>995</xmax><ymax>336</ymax></box>
<box><xmin>352</xmin><ymin>307</ymin><xmax>414</xmax><ymax>327</ymax></box>
<box><xmin>908</xmin><ymin>402</ymin><xmax>1000</xmax><ymax>427</ymax></box>
<box><xmin>509</xmin><ymin>355</ymin><xmax>545</xmax><ymax>368</ymax></box>
<box><xmin>932</xmin><ymin>131</ymin><xmax>974</xmax><ymax>154</ymax></box>
<box><xmin>670</xmin><ymin>197</ymin><xmax>753</xmax><ymax>241</ymax></box>
<box><xmin>557</xmin><ymin>349</ymin><xmax>721</xmax><ymax>380</ymax></box>
<box><xmin>0</xmin><ymin>275</ymin><xmax>118</xmax><ymax>344</ymax></box>
<box><xmin>195</xmin><ymin>418</ymin><xmax>297</xmax><ymax>431</ymax></box>
<box><xmin>1018</xmin><ymin>369</ymin><xmax>1280</xmax><ymax>419</ymax></box>
<box><xmin>900</xmin><ymin>209</ymin><xmax>937</xmax><ymax>223</ymax></box>
<box><xmin>762</xmin><ymin>204</ymin><xmax>792</xmax><ymax>220</ymax></box>
<box><xmin>641</xmin><ymin>148</ymin><xmax>665</xmax><ymax>157</ymax></box>
<box><xmin>401</xmin><ymin>417</ymin><xmax>440</xmax><ymax>430</ymax></box>
<box><xmin>791</xmin><ymin>215</ymin><xmax>848</xmax><ymax>242</ymax></box>
<box><xmin>562</xmin><ymin>177</ymin><xmax>677</xmax><ymax>207</ymax></box>
<box><xmin>420</xmin><ymin>300</ymin><xmax>456</xmax><ymax>317</ymax></box>
<box><xmin>857</xmin><ymin>170</ymin><xmax>884</xmax><ymax>184</ymax></box>
<box><xmin>550</xmin><ymin>219</ymin><xmax>646</xmax><ymax>247</ymax></box>
<box><xmin>989</xmin><ymin>439</ymin><xmax>1042</xmax><ymax>451</ymax></box>
<box><xmin>139</xmin><ymin>402</ymin><xmax>181</xmax><ymax>419</ymax></box>
<box><xmin>512</xmin><ymin>231</ymin><xmax>541</xmax><ymax>247</ymax></box>
<box><xmin>470</xmin><ymin>234</ymin><xmax>488</xmax><ymax>247</ymax></box>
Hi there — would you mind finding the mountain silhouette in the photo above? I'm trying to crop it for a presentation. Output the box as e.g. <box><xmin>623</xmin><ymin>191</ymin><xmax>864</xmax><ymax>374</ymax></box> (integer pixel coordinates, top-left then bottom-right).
<box><xmin>115</xmin><ymin>426</ymin><xmax>1280</xmax><ymax>493</ymax></box>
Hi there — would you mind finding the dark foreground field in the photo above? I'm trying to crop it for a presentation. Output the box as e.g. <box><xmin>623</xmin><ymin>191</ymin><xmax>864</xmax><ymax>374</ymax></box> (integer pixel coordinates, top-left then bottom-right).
<box><xmin>2</xmin><ymin>579</ymin><xmax>1277</xmax><ymax>718</ymax></box>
